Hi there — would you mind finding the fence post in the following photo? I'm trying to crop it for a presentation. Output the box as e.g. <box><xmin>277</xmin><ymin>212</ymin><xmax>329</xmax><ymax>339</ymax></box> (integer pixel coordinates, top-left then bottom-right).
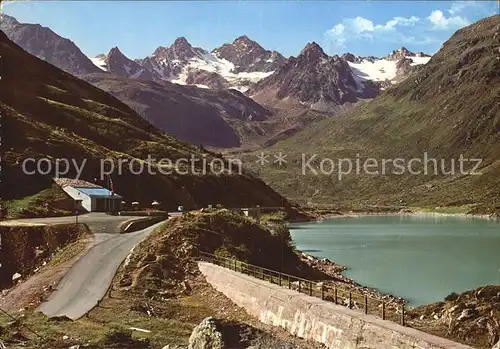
<box><xmin>382</xmin><ymin>302</ymin><xmax>386</xmax><ymax>320</ymax></box>
<box><xmin>309</xmin><ymin>282</ymin><xmax>312</xmax><ymax>296</ymax></box>
<box><xmin>349</xmin><ymin>292</ymin><xmax>352</xmax><ymax>309</ymax></box>
<box><xmin>261</xmin><ymin>268</ymin><xmax>264</xmax><ymax>280</ymax></box>
<box><xmin>279</xmin><ymin>273</ymin><xmax>282</xmax><ymax>286</ymax></box>
<box><xmin>288</xmin><ymin>275</ymin><xmax>291</xmax><ymax>289</ymax></box>
<box><xmin>298</xmin><ymin>280</ymin><xmax>301</xmax><ymax>293</ymax></box>
<box><xmin>334</xmin><ymin>287</ymin><xmax>338</xmax><ymax>304</ymax></box>
<box><xmin>364</xmin><ymin>295</ymin><xmax>368</xmax><ymax>314</ymax></box>
<box><xmin>401</xmin><ymin>304</ymin><xmax>405</xmax><ymax>326</ymax></box>
<box><xmin>321</xmin><ymin>284</ymin><xmax>324</xmax><ymax>300</ymax></box>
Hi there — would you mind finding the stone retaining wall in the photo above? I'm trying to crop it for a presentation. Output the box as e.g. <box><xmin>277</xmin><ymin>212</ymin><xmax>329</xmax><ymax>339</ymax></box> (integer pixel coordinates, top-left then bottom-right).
<box><xmin>198</xmin><ymin>262</ymin><xmax>473</xmax><ymax>349</ymax></box>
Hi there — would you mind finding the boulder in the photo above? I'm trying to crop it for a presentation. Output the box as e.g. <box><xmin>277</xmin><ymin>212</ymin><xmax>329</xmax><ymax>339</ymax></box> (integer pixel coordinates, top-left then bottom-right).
<box><xmin>188</xmin><ymin>317</ymin><xmax>223</xmax><ymax>349</ymax></box>
<box><xmin>488</xmin><ymin>322</ymin><xmax>499</xmax><ymax>347</ymax></box>
<box><xmin>457</xmin><ymin>308</ymin><xmax>478</xmax><ymax>321</ymax></box>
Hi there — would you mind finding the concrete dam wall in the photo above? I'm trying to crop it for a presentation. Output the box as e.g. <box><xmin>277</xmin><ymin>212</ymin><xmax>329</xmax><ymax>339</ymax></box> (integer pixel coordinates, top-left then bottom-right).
<box><xmin>198</xmin><ymin>262</ymin><xmax>473</xmax><ymax>349</ymax></box>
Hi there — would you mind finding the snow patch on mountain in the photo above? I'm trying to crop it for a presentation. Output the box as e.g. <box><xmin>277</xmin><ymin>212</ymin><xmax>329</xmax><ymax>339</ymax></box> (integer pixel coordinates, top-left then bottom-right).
<box><xmin>348</xmin><ymin>59</ymin><xmax>398</xmax><ymax>82</ymax></box>
<box><xmin>90</xmin><ymin>56</ymin><xmax>107</xmax><ymax>71</ymax></box>
<box><xmin>348</xmin><ymin>55</ymin><xmax>431</xmax><ymax>83</ymax></box>
<box><xmin>408</xmin><ymin>56</ymin><xmax>432</xmax><ymax>66</ymax></box>
<box><xmin>168</xmin><ymin>53</ymin><xmax>274</xmax><ymax>89</ymax></box>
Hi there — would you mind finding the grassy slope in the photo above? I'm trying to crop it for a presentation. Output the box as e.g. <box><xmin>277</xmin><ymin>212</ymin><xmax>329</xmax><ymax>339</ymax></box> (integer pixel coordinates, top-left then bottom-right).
<box><xmin>243</xmin><ymin>15</ymin><xmax>500</xmax><ymax>213</ymax></box>
<box><xmin>0</xmin><ymin>31</ymin><xmax>291</xmax><ymax>215</ymax></box>
<box><xmin>118</xmin><ymin>209</ymin><xmax>324</xmax><ymax>295</ymax></box>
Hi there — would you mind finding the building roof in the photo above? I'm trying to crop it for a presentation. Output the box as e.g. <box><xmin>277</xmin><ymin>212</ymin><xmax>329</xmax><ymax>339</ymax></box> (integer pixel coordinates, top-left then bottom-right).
<box><xmin>75</xmin><ymin>187</ymin><xmax>122</xmax><ymax>199</ymax></box>
<box><xmin>53</xmin><ymin>177</ymin><xmax>101</xmax><ymax>188</ymax></box>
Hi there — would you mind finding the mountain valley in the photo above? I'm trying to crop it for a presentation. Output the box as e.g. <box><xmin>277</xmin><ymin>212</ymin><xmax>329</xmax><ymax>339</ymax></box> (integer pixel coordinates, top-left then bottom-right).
<box><xmin>1</xmin><ymin>13</ymin><xmax>432</xmax><ymax>148</ymax></box>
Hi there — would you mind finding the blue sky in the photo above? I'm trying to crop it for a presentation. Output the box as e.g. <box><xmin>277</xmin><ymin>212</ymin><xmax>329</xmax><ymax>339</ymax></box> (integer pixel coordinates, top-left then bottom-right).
<box><xmin>2</xmin><ymin>1</ymin><xmax>498</xmax><ymax>59</ymax></box>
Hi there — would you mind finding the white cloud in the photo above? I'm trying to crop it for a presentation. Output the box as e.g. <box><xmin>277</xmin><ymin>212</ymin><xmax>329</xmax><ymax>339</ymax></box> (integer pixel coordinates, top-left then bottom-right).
<box><xmin>323</xmin><ymin>0</ymin><xmax>493</xmax><ymax>50</ymax></box>
<box><xmin>327</xmin><ymin>23</ymin><xmax>347</xmax><ymax>46</ymax></box>
<box><xmin>448</xmin><ymin>1</ymin><xmax>494</xmax><ymax>16</ymax></box>
<box><xmin>350</xmin><ymin>16</ymin><xmax>375</xmax><ymax>33</ymax></box>
<box><xmin>383</xmin><ymin>16</ymin><xmax>420</xmax><ymax>30</ymax></box>
<box><xmin>427</xmin><ymin>10</ymin><xmax>469</xmax><ymax>30</ymax></box>
<box><xmin>449</xmin><ymin>1</ymin><xmax>471</xmax><ymax>15</ymax></box>
<box><xmin>0</xmin><ymin>0</ymin><xmax>20</xmax><ymax>11</ymax></box>
<box><xmin>325</xmin><ymin>15</ymin><xmax>421</xmax><ymax>47</ymax></box>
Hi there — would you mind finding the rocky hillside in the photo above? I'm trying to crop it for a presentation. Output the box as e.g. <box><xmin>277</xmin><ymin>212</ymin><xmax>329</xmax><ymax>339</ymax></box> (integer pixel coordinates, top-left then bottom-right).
<box><xmin>0</xmin><ymin>14</ymin><xmax>102</xmax><ymax>76</ymax></box>
<box><xmin>118</xmin><ymin>209</ymin><xmax>325</xmax><ymax>295</ymax></box>
<box><xmin>243</xmin><ymin>15</ymin><xmax>500</xmax><ymax>210</ymax></box>
<box><xmin>249</xmin><ymin>42</ymin><xmax>380</xmax><ymax>112</ymax></box>
<box><xmin>1</xmin><ymin>14</ymin><xmax>435</xmax><ymax>149</ymax></box>
<box><xmin>2</xmin><ymin>14</ymin><xmax>430</xmax><ymax>95</ymax></box>
<box><xmin>212</xmin><ymin>35</ymin><xmax>286</xmax><ymax>73</ymax></box>
<box><xmin>408</xmin><ymin>285</ymin><xmax>500</xmax><ymax>349</ymax></box>
<box><xmin>98</xmin><ymin>36</ymin><xmax>277</xmax><ymax>91</ymax></box>
<box><xmin>0</xmin><ymin>224</ymin><xmax>88</xmax><ymax>288</ymax></box>
<box><xmin>0</xmin><ymin>14</ymin><xmax>279</xmax><ymax>91</ymax></box>
<box><xmin>101</xmin><ymin>47</ymin><xmax>156</xmax><ymax>81</ymax></box>
<box><xmin>0</xmin><ymin>31</ymin><xmax>292</xmax><ymax>214</ymax></box>
<box><xmin>82</xmin><ymin>73</ymin><xmax>273</xmax><ymax>148</ymax></box>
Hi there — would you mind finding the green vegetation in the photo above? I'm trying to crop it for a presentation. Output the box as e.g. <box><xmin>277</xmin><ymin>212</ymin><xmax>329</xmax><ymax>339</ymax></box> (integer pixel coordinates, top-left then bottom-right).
<box><xmin>260</xmin><ymin>211</ymin><xmax>287</xmax><ymax>224</ymax></box>
<box><xmin>411</xmin><ymin>205</ymin><xmax>473</xmax><ymax>215</ymax></box>
<box><xmin>118</xmin><ymin>209</ymin><xmax>325</xmax><ymax>296</ymax></box>
<box><xmin>0</xmin><ymin>210</ymin><xmax>322</xmax><ymax>349</ymax></box>
<box><xmin>2</xmin><ymin>186</ymin><xmax>73</xmax><ymax>219</ymax></box>
<box><xmin>242</xmin><ymin>15</ymin><xmax>500</xmax><ymax>213</ymax></box>
<box><xmin>0</xmin><ymin>31</ymin><xmax>292</xmax><ymax>217</ymax></box>
<box><xmin>0</xmin><ymin>306</ymin><xmax>193</xmax><ymax>348</ymax></box>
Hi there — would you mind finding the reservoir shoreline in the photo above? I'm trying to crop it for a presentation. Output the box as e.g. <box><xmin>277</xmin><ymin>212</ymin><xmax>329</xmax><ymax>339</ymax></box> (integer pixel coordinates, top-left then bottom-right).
<box><xmin>294</xmin><ymin>208</ymin><xmax>499</xmax><ymax>223</ymax></box>
<box><xmin>288</xmin><ymin>213</ymin><xmax>500</xmax><ymax>308</ymax></box>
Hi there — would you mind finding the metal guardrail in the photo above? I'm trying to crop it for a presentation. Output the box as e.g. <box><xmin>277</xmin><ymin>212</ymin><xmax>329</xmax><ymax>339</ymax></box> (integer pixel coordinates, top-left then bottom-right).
<box><xmin>198</xmin><ymin>251</ymin><xmax>406</xmax><ymax>326</ymax></box>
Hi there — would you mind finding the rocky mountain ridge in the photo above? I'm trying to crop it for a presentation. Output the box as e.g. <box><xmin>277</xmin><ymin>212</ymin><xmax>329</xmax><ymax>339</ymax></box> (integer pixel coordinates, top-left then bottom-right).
<box><xmin>1</xmin><ymin>13</ymin><xmax>431</xmax><ymax>94</ymax></box>
<box><xmin>248</xmin><ymin>41</ymin><xmax>381</xmax><ymax>112</ymax></box>
<box><xmin>0</xmin><ymin>29</ymin><xmax>292</xmax><ymax>211</ymax></box>
<box><xmin>0</xmin><ymin>13</ymin><xmax>102</xmax><ymax>76</ymax></box>
<box><xmin>1</xmin><ymin>13</ymin><xmax>434</xmax><ymax>146</ymax></box>
<box><xmin>211</xmin><ymin>35</ymin><xmax>286</xmax><ymax>73</ymax></box>
<box><xmin>246</xmin><ymin>14</ymin><xmax>500</xmax><ymax>209</ymax></box>
<box><xmin>91</xmin><ymin>35</ymin><xmax>281</xmax><ymax>91</ymax></box>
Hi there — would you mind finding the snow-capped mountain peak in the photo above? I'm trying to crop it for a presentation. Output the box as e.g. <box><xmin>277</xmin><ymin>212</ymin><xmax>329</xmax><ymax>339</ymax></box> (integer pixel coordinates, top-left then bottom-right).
<box><xmin>156</xmin><ymin>37</ymin><xmax>207</xmax><ymax>62</ymax></box>
<box><xmin>212</xmin><ymin>35</ymin><xmax>285</xmax><ymax>74</ymax></box>
<box><xmin>87</xmin><ymin>36</ymin><xmax>279</xmax><ymax>91</ymax></box>
<box><xmin>84</xmin><ymin>33</ymin><xmax>430</xmax><ymax>94</ymax></box>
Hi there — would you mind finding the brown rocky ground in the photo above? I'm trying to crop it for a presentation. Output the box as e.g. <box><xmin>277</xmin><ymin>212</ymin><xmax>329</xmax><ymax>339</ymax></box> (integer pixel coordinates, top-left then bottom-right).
<box><xmin>0</xmin><ymin>211</ymin><xmax>326</xmax><ymax>348</ymax></box>
<box><xmin>0</xmin><ymin>223</ymin><xmax>90</xmax><ymax>289</ymax></box>
<box><xmin>407</xmin><ymin>285</ymin><xmax>500</xmax><ymax>348</ymax></box>
<box><xmin>2</xmin><ymin>209</ymin><xmax>496</xmax><ymax>348</ymax></box>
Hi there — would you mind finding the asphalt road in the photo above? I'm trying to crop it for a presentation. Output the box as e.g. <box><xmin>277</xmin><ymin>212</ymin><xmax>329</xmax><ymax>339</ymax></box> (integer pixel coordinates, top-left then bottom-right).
<box><xmin>0</xmin><ymin>213</ymin><xmax>151</xmax><ymax>233</ymax></box>
<box><xmin>37</xmin><ymin>220</ymin><xmax>167</xmax><ymax>320</ymax></box>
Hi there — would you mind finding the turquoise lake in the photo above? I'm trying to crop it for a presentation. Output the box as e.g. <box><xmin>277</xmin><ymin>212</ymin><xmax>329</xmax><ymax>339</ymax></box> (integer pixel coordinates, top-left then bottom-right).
<box><xmin>290</xmin><ymin>214</ymin><xmax>500</xmax><ymax>306</ymax></box>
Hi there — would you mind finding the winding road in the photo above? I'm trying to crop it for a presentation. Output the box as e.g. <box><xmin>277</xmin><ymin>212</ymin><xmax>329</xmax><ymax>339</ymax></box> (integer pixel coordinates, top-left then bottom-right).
<box><xmin>0</xmin><ymin>212</ymin><xmax>150</xmax><ymax>233</ymax></box>
<box><xmin>37</xmin><ymin>220</ymin><xmax>167</xmax><ymax>320</ymax></box>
